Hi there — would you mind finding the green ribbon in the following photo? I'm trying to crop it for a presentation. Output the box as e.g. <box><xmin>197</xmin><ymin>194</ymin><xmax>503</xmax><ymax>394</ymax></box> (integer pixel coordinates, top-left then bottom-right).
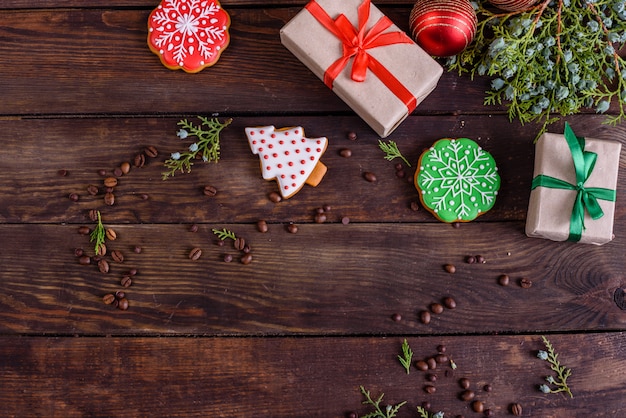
<box><xmin>531</xmin><ymin>122</ymin><xmax>616</xmax><ymax>242</ymax></box>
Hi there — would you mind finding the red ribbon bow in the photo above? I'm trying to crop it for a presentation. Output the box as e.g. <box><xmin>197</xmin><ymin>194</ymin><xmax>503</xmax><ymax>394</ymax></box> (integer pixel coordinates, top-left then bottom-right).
<box><xmin>305</xmin><ymin>0</ymin><xmax>417</xmax><ymax>112</ymax></box>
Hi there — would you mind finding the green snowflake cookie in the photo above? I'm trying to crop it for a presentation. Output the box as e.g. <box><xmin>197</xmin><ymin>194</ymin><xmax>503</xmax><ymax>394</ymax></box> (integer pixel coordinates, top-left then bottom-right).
<box><xmin>415</xmin><ymin>138</ymin><xmax>500</xmax><ymax>223</ymax></box>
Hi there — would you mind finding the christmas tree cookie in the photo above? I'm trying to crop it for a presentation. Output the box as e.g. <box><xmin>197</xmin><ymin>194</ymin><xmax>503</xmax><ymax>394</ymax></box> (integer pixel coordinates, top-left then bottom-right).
<box><xmin>245</xmin><ymin>126</ymin><xmax>328</xmax><ymax>199</ymax></box>
<box><xmin>148</xmin><ymin>0</ymin><xmax>230</xmax><ymax>73</ymax></box>
<box><xmin>415</xmin><ymin>138</ymin><xmax>500</xmax><ymax>222</ymax></box>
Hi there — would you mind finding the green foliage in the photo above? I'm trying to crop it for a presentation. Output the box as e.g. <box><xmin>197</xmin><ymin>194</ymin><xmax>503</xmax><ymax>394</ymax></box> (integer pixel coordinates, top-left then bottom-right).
<box><xmin>162</xmin><ymin>116</ymin><xmax>232</xmax><ymax>179</ymax></box>
<box><xmin>448</xmin><ymin>0</ymin><xmax>626</xmax><ymax>137</ymax></box>
<box><xmin>212</xmin><ymin>228</ymin><xmax>237</xmax><ymax>241</ymax></box>
<box><xmin>89</xmin><ymin>210</ymin><xmax>106</xmax><ymax>254</ymax></box>
<box><xmin>359</xmin><ymin>386</ymin><xmax>407</xmax><ymax>418</ymax></box>
<box><xmin>378</xmin><ymin>140</ymin><xmax>411</xmax><ymax>167</ymax></box>
<box><xmin>538</xmin><ymin>336</ymin><xmax>574</xmax><ymax>398</ymax></box>
<box><xmin>397</xmin><ymin>339</ymin><xmax>413</xmax><ymax>374</ymax></box>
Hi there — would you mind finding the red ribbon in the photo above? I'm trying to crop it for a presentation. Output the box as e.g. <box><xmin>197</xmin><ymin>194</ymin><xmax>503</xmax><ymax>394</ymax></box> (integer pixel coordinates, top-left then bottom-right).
<box><xmin>305</xmin><ymin>0</ymin><xmax>417</xmax><ymax>112</ymax></box>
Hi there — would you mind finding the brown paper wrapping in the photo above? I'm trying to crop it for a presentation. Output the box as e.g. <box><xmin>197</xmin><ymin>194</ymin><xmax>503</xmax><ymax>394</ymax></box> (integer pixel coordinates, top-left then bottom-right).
<box><xmin>279</xmin><ymin>0</ymin><xmax>443</xmax><ymax>138</ymax></box>
<box><xmin>525</xmin><ymin>132</ymin><xmax>621</xmax><ymax>245</ymax></box>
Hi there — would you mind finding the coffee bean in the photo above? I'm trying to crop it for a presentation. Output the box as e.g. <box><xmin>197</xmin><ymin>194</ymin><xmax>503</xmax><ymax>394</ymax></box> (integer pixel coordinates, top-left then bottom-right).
<box><xmin>117</xmin><ymin>297</ymin><xmax>129</xmax><ymax>311</ymax></box>
<box><xmin>421</xmin><ymin>401</ymin><xmax>431</xmax><ymax>410</ymax></box>
<box><xmin>437</xmin><ymin>344</ymin><xmax>446</xmax><ymax>353</ymax></box>
<box><xmin>510</xmin><ymin>403</ymin><xmax>523</xmax><ymax>416</ymax></box>
<box><xmin>133</xmin><ymin>245</ymin><xmax>142</xmax><ymax>254</ymax></box>
<box><xmin>435</xmin><ymin>354</ymin><xmax>448</xmax><ymax>364</ymax></box>
<box><xmin>115</xmin><ymin>290</ymin><xmax>125</xmax><ymax>300</ymax></box>
<box><xmin>339</xmin><ymin>148</ymin><xmax>352</xmax><ymax>158</ymax></box>
<box><xmin>287</xmin><ymin>223</ymin><xmax>298</xmax><ymax>234</ymax></box>
<box><xmin>498</xmin><ymin>274</ymin><xmax>510</xmax><ymax>286</ymax></box>
<box><xmin>391</xmin><ymin>313</ymin><xmax>401</xmax><ymax>322</ymax></box>
<box><xmin>519</xmin><ymin>278</ymin><xmax>533</xmax><ymax>288</ymax></box>
<box><xmin>253</xmin><ymin>220</ymin><xmax>267</xmax><ymax>233</ymax></box>
<box><xmin>459</xmin><ymin>378</ymin><xmax>470</xmax><ymax>389</ymax></box>
<box><xmin>323</xmin><ymin>204</ymin><xmax>331</xmax><ymax>212</ymax></box>
<box><xmin>426</xmin><ymin>373</ymin><xmax>437</xmax><ymax>382</ymax></box>
<box><xmin>111</xmin><ymin>250</ymin><xmax>124</xmax><ymax>263</ymax></box>
<box><xmin>139</xmin><ymin>193</ymin><xmax>149</xmax><ymax>200</ymax></box>
<box><xmin>471</xmin><ymin>400</ymin><xmax>484</xmax><ymax>413</ymax></box>
<box><xmin>430</xmin><ymin>303</ymin><xmax>444</xmax><ymax>314</ymax></box>
<box><xmin>203</xmin><ymin>185</ymin><xmax>217</xmax><ymax>196</ymax></box>
<box><xmin>121</xmin><ymin>276</ymin><xmax>132</xmax><ymax>288</ymax></box>
<box><xmin>419</xmin><ymin>310</ymin><xmax>431</xmax><ymax>324</ymax></box>
<box><xmin>415</xmin><ymin>360</ymin><xmax>429</xmax><ymax>371</ymax></box>
<box><xmin>426</xmin><ymin>357</ymin><xmax>437</xmax><ymax>370</ymax></box>
<box><xmin>314</xmin><ymin>213</ymin><xmax>327</xmax><ymax>223</ymax></box>
<box><xmin>78</xmin><ymin>255</ymin><xmax>91</xmax><ymax>265</ymax></box>
<box><xmin>95</xmin><ymin>243</ymin><xmax>107</xmax><ymax>256</ymax></box>
<box><xmin>465</xmin><ymin>255</ymin><xmax>476</xmax><ymax>264</ymax></box>
<box><xmin>341</xmin><ymin>216</ymin><xmax>350</xmax><ymax>225</ymax></box>
<box><xmin>443</xmin><ymin>297</ymin><xmax>456</xmax><ymax>309</ymax></box>
<box><xmin>234</xmin><ymin>237</ymin><xmax>246</xmax><ymax>251</ymax></box>
<box><xmin>103</xmin><ymin>177</ymin><xmax>118</xmax><ymax>188</ymax></box>
<box><xmin>113</xmin><ymin>167</ymin><xmax>123</xmax><ymax>177</ymax></box>
<box><xmin>241</xmin><ymin>253</ymin><xmax>253</xmax><ymax>265</ymax></box>
<box><xmin>476</xmin><ymin>255</ymin><xmax>485</xmax><ymax>264</ymax></box>
<box><xmin>444</xmin><ymin>264</ymin><xmax>456</xmax><ymax>274</ymax></box>
<box><xmin>394</xmin><ymin>163</ymin><xmax>403</xmax><ymax>171</ymax></box>
<box><xmin>58</xmin><ymin>169</ymin><xmax>69</xmax><ymax>177</ymax></box>
<box><xmin>451</xmin><ymin>222</ymin><xmax>461</xmax><ymax>228</ymax></box>
<box><xmin>223</xmin><ymin>254</ymin><xmax>233</xmax><ymax>262</ymax></box>
<box><xmin>189</xmin><ymin>224</ymin><xmax>199</xmax><ymax>233</ymax></box>
<box><xmin>88</xmin><ymin>209</ymin><xmax>98</xmax><ymax>222</ymax></box>
<box><xmin>484</xmin><ymin>409</ymin><xmax>493</xmax><ymax>417</ymax></box>
<box><xmin>87</xmin><ymin>184</ymin><xmax>99</xmax><ymax>196</ymax></box>
<box><xmin>395</xmin><ymin>170</ymin><xmax>405</xmax><ymax>178</ymax></box>
<box><xmin>133</xmin><ymin>153</ymin><xmax>146</xmax><ymax>168</ymax></box>
<box><xmin>347</xmin><ymin>131</ymin><xmax>357</xmax><ymax>140</ymax></box>
<box><xmin>347</xmin><ymin>412</ymin><xmax>357</xmax><ymax>418</ymax></box>
<box><xmin>120</xmin><ymin>161</ymin><xmax>131</xmax><ymax>174</ymax></box>
<box><xmin>460</xmin><ymin>390</ymin><xmax>475</xmax><ymax>402</ymax></box>
<box><xmin>423</xmin><ymin>385</ymin><xmax>436</xmax><ymax>394</ymax></box>
<box><xmin>128</xmin><ymin>268</ymin><xmax>138</xmax><ymax>276</ymax></box>
<box><xmin>78</xmin><ymin>226</ymin><xmax>90</xmax><ymax>235</ymax></box>
<box><xmin>104</xmin><ymin>192</ymin><xmax>115</xmax><ymax>206</ymax></box>
<box><xmin>268</xmin><ymin>192</ymin><xmax>282</xmax><ymax>203</ymax></box>
<box><xmin>103</xmin><ymin>294</ymin><xmax>116</xmax><ymax>305</ymax></box>
<box><xmin>483</xmin><ymin>384</ymin><xmax>492</xmax><ymax>392</ymax></box>
<box><xmin>74</xmin><ymin>248</ymin><xmax>84</xmax><ymax>257</ymax></box>
<box><xmin>97</xmin><ymin>169</ymin><xmax>107</xmax><ymax>176</ymax></box>
<box><xmin>189</xmin><ymin>247</ymin><xmax>202</xmax><ymax>260</ymax></box>
<box><xmin>363</xmin><ymin>172</ymin><xmax>377</xmax><ymax>182</ymax></box>
<box><xmin>98</xmin><ymin>259</ymin><xmax>110</xmax><ymax>274</ymax></box>
<box><xmin>144</xmin><ymin>145</ymin><xmax>159</xmax><ymax>158</ymax></box>
<box><xmin>68</xmin><ymin>193</ymin><xmax>79</xmax><ymax>202</ymax></box>
<box><xmin>105</xmin><ymin>228</ymin><xmax>117</xmax><ymax>241</ymax></box>
<box><xmin>410</xmin><ymin>201</ymin><xmax>420</xmax><ymax>211</ymax></box>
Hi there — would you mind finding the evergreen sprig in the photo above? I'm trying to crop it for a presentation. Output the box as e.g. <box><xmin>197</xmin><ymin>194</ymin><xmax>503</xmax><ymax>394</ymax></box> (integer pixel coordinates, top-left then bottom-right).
<box><xmin>212</xmin><ymin>228</ymin><xmax>237</xmax><ymax>241</ymax></box>
<box><xmin>397</xmin><ymin>339</ymin><xmax>413</xmax><ymax>374</ymax></box>
<box><xmin>359</xmin><ymin>386</ymin><xmax>407</xmax><ymax>418</ymax></box>
<box><xmin>416</xmin><ymin>406</ymin><xmax>444</xmax><ymax>418</ymax></box>
<box><xmin>162</xmin><ymin>116</ymin><xmax>232</xmax><ymax>179</ymax></box>
<box><xmin>448</xmin><ymin>0</ymin><xmax>626</xmax><ymax>138</ymax></box>
<box><xmin>378</xmin><ymin>140</ymin><xmax>411</xmax><ymax>167</ymax></box>
<box><xmin>89</xmin><ymin>210</ymin><xmax>106</xmax><ymax>255</ymax></box>
<box><xmin>537</xmin><ymin>336</ymin><xmax>574</xmax><ymax>398</ymax></box>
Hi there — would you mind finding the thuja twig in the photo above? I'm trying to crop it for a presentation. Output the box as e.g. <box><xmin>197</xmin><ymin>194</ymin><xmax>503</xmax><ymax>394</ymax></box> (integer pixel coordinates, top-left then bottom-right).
<box><xmin>212</xmin><ymin>228</ymin><xmax>237</xmax><ymax>241</ymax></box>
<box><xmin>537</xmin><ymin>336</ymin><xmax>574</xmax><ymax>398</ymax></box>
<box><xmin>416</xmin><ymin>406</ymin><xmax>444</xmax><ymax>418</ymax></box>
<box><xmin>378</xmin><ymin>140</ymin><xmax>411</xmax><ymax>167</ymax></box>
<box><xmin>397</xmin><ymin>339</ymin><xmax>413</xmax><ymax>374</ymax></box>
<box><xmin>89</xmin><ymin>210</ymin><xmax>106</xmax><ymax>255</ymax></box>
<box><xmin>359</xmin><ymin>386</ymin><xmax>406</xmax><ymax>418</ymax></box>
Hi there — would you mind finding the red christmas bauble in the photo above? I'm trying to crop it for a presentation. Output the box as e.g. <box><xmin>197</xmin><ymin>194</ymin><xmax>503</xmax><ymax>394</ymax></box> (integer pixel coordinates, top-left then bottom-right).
<box><xmin>409</xmin><ymin>0</ymin><xmax>478</xmax><ymax>57</ymax></box>
<box><xmin>488</xmin><ymin>0</ymin><xmax>539</xmax><ymax>12</ymax></box>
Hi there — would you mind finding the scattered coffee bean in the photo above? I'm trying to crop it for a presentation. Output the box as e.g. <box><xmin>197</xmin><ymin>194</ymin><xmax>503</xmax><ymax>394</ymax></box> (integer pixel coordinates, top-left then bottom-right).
<box><xmin>103</xmin><ymin>294</ymin><xmax>116</xmax><ymax>305</ymax></box>
<box><xmin>423</xmin><ymin>385</ymin><xmax>436</xmax><ymax>394</ymax></box>
<box><xmin>426</xmin><ymin>357</ymin><xmax>437</xmax><ymax>370</ymax></box>
<box><xmin>339</xmin><ymin>148</ymin><xmax>352</xmax><ymax>158</ymax></box>
<box><xmin>121</xmin><ymin>276</ymin><xmax>132</xmax><ymax>288</ymax></box>
<box><xmin>363</xmin><ymin>171</ymin><xmax>377</xmax><ymax>182</ymax></box>
<box><xmin>104</xmin><ymin>192</ymin><xmax>115</xmax><ymax>206</ymax></box>
<box><xmin>395</xmin><ymin>170</ymin><xmax>405</xmax><ymax>178</ymax></box>
<box><xmin>241</xmin><ymin>253</ymin><xmax>253</xmax><ymax>265</ymax></box>
<box><xmin>96</xmin><ymin>243</ymin><xmax>107</xmax><ymax>256</ymax></box>
<box><xmin>476</xmin><ymin>255</ymin><xmax>485</xmax><ymax>264</ymax></box>
<box><xmin>223</xmin><ymin>254</ymin><xmax>233</xmax><ymax>262</ymax></box>
<box><xmin>257</xmin><ymin>220</ymin><xmax>268</xmax><ymax>233</ymax></box>
<box><xmin>421</xmin><ymin>401</ymin><xmax>431</xmax><ymax>410</ymax></box>
<box><xmin>216</xmin><ymin>240</ymin><xmax>225</xmax><ymax>247</ymax></box>
<box><xmin>58</xmin><ymin>169</ymin><xmax>69</xmax><ymax>177</ymax></box>
<box><xmin>347</xmin><ymin>412</ymin><xmax>357</xmax><ymax>418</ymax></box>
<box><xmin>78</xmin><ymin>255</ymin><xmax>91</xmax><ymax>265</ymax></box>
<box><xmin>415</xmin><ymin>360</ymin><xmax>429</xmax><ymax>371</ymax></box>
<box><xmin>68</xmin><ymin>193</ymin><xmax>79</xmax><ymax>202</ymax></box>
<box><xmin>268</xmin><ymin>191</ymin><xmax>282</xmax><ymax>203</ymax></box>
<box><xmin>88</xmin><ymin>209</ymin><xmax>98</xmax><ymax>222</ymax></box>
<box><xmin>234</xmin><ymin>237</ymin><xmax>246</xmax><ymax>251</ymax></box>
<box><xmin>419</xmin><ymin>310</ymin><xmax>431</xmax><ymax>324</ymax></box>
<box><xmin>133</xmin><ymin>245</ymin><xmax>142</xmax><ymax>254</ymax></box>
<box><xmin>98</xmin><ymin>259</ymin><xmax>110</xmax><ymax>274</ymax></box>
<box><xmin>444</xmin><ymin>264</ymin><xmax>456</xmax><ymax>274</ymax></box>
<box><xmin>437</xmin><ymin>344</ymin><xmax>446</xmax><ymax>353</ymax></box>
<box><xmin>78</xmin><ymin>226</ymin><xmax>91</xmax><ymax>235</ymax></box>
<box><xmin>97</xmin><ymin>169</ymin><xmax>107</xmax><ymax>176</ymax></box>
<box><xmin>347</xmin><ymin>131</ymin><xmax>357</xmax><ymax>140</ymax></box>
<box><xmin>460</xmin><ymin>390</ymin><xmax>475</xmax><ymax>402</ymax></box>
<box><xmin>426</xmin><ymin>373</ymin><xmax>437</xmax><ymax>382</ymax></box>
<box><xmin>498</xmin><ymin>274</ymin><xmax>510</xmax><ymax>286</ymax></box>
<box><xmin>510</xmin><ymin>403</ymin><xmax>523</xmax><ymax>416</ymax></box>
<box><xmin>105</xmin><ymin>228</ymin><xmax>117</xmax><ymax>241</ymax></box>
<box><xmin>103</xmin><ymin>177</ymin><xmax>118</xmax><ymax>188</ymax></box>
<box><xmin>111</xmin><ymin>250</ymin><xmax>124</xmax><ymax>263</ymax></box>
<box><xmin>133</xmin><ymin>153</ymin><xmax>146</xmax><ymax>168</ymax></box>
<box><xmin>117</xmin><ymin>297</ymin><xmax>129</xmax><ymax>311</ymax></box>
<box><xmin>139</xmin><ymin>193</ymin><xmax>149</xmax><ymax>200</ymax></box>
<box><xmin>314</xmin><ymin>213</ymin><xmax>327</xmax><ymax>223</ymax></box>
<box><xmin>144</xmin><ymin>145</ymin><xmax>159</xmax><ymax>158</ymax></box>
<box><xmin>203</xmin><ymin>185</ymin><xmax>217</xmax><ymax>196</ymax></box>
<box><xmin>316</xmin><ymin>207</ymin><xmax>325</xmax><ymax>214</ymax></box>
<box><xmin>435</xmin><ymin>354</ymin><xmax>448</xmax><ymax>364</ymax></box>
<box><xmin>410</xmin><ymin>201</ymin><xmax>420</xmax><ymax>211</ymax></box>
<box><xmin>519</xmin><ymin>278</ymin><xmax>533</xmax><ymax>288</ymax></box>
<box><xmin>120</xmin><ymin>161</ymin><xmax>131</xmax><ymax>174</ymax></box>
<box><xmin>451</xmin><ymin>222</ymin><xmax>461</xmax><ymax>228</ymax></box>
<box><xmin>391</xmin><ymin>313</ymin><xmax>401</xmax><ymax>322</ymax></box>
<box><xmin>459</xmin><ymin>378</ymin><xmax>470</xmax><ymax>389</ymax></box>
<box><xmin>483</xmin><ymin>384</ymin><xmax>492</xmax><ymax>392</ymax></box>
<box><xmin>189</xmin><ymin>224</ymin><xmax>199</xmax><ymax>233</ymax></box>
<box><xmin>115</xmin><ymin>290</ymin><xmax>125</xmax><ymax>300</ymax></box>
<box><xmin>341</xmin><ymin>216</ymin><xmax>350</xmax><ymax>225</ymax></box>
<box><xmin>465</xmin><ymin>255</ymin><xmax>476</xmax><ymax>264</ymax></box>
<box><xmin>430</xmin><ymin>303</ymin><xmax>444</xmax><ymax>314</ymax></box>
<box><xmin>87</xmin><ymin>184</ymin><xmax>99</xmax><ymax>196</ymax></box>
<box><xmin>471</xmin><ymin>400</ymin><xmax>484</xmax><ymax>413</ymax></box>
<box><xmin>287</xmin><ymin>223</ymin><xmax>298</xmax><ymax>234</ymax></box>
<box><xmin>113</xmin><ymin>167</ymin><xmax>123</xmax><ymax>177</ymax></box>
<box><xmin>484</xmin><ymin>409</ymin><xmax>494</xmax><ymax>417</ymax></box>
<box><xmin>323</xmin><ymin>204</ymin><xmax>331</xmax><ymax>211</ymax></box>
<box><xmin>127</xmin><ymin>268</ymin><xmax>138</xmax><ymax>276</ymax></box>
<box><xmin>74</xmin><ymin>248</ymin><xmax>84</xmax><ymax>257</ymax></box>
<box><xmin>189</xmin><ymin>247</ymin><xmax>202</xmax><ymax>260</ymax></box>
<box><xmin>443</xmin><ymin>297</ymin><xmax>457</xmax><ymax>309</ymax></box>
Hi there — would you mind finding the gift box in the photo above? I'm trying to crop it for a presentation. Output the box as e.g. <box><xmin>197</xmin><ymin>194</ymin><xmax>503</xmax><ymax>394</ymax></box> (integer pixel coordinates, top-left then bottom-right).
<box><xmin>525</xmin><ymin>123</ymin><xmax>621</xmax><ymax>245</ymax></box>
<box><xmin>280</xmin><ymin>0</ymin><xmax>443</xmax><ymax>138</ymax></box>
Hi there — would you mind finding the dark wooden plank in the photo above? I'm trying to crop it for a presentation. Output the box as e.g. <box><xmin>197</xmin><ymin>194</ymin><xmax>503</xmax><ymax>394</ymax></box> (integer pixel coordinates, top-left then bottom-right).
<box><xmin>0</xmin><ymin>333</ymin><xmax>624</xmax><ymax>417</ymax></box>
<box><xmin>0</xmin><ymin>7</ymin><xmax>496</xmax><ymax>116</ymax></box>
<box><xmin>0</xmin><ymin>221</ymin><xmax>624</xmax><ymax>335</ymax></box>
<box><xmin>2</xmin><ymin>114</ymin><xmax>624</xmax><ymax>224</ymax></box>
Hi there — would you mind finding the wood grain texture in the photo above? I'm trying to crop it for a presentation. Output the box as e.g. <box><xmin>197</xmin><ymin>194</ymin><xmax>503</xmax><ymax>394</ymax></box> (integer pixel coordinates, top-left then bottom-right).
<box><xmin>1</xmin><ymin>334</ymin><xmax>624</xmax><ymax>417</ymax></box>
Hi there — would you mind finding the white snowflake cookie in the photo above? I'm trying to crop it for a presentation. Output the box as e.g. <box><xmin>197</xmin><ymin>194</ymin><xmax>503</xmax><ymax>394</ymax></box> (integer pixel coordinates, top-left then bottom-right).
<box><xmin>415</xmin><ymin>138</ymin><xmax>500</xmax><ymax>222</ymax></box>
<box><xmin>148</xmin><ymin>0</ymin><xmax>230</xmax><ymax>73</ymax></box>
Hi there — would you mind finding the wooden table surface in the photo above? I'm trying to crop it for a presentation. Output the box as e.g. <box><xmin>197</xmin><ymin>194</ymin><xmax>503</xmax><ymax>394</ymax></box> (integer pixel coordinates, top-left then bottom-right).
<box><xmin>1</xmin><ymin>1</ymin><xmax>625</xmax><ymax>417</ymax></box>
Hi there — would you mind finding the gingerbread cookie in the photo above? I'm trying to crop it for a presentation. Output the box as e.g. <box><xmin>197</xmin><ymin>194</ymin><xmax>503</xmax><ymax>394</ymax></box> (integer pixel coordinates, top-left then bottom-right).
<box><xmin>415</xmin><ymin>138</ymin><xmax>500</xmax><ymax>222</ymax></box>
<box><xmin>245</xmin><ymin>126</ymin><xmax>328</xmax><ymax>199</ymax></box>
<box><xmin>148</xmin><ymin>0</ymin><xmax>230</xmax><ymax>73</ymax></box>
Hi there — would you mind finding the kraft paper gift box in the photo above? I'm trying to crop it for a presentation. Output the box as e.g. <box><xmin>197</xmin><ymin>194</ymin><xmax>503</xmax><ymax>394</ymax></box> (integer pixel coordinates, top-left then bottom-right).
<box><xmin>525</xmin><ymin>123</ymin><xmax>621</xmax><ymax>245</ymax></box>
<box><xmin>280</xmin><ymin>0</ymin><xmax>443</xmax><ymax>138</ymax></box>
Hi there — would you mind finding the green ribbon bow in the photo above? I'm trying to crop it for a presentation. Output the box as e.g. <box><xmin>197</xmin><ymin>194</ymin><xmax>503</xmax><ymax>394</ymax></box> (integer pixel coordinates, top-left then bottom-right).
<box><xmin>531</xmin><ymin>122</ymin><xmax>616</xmax><ymax>242</ymax></box>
